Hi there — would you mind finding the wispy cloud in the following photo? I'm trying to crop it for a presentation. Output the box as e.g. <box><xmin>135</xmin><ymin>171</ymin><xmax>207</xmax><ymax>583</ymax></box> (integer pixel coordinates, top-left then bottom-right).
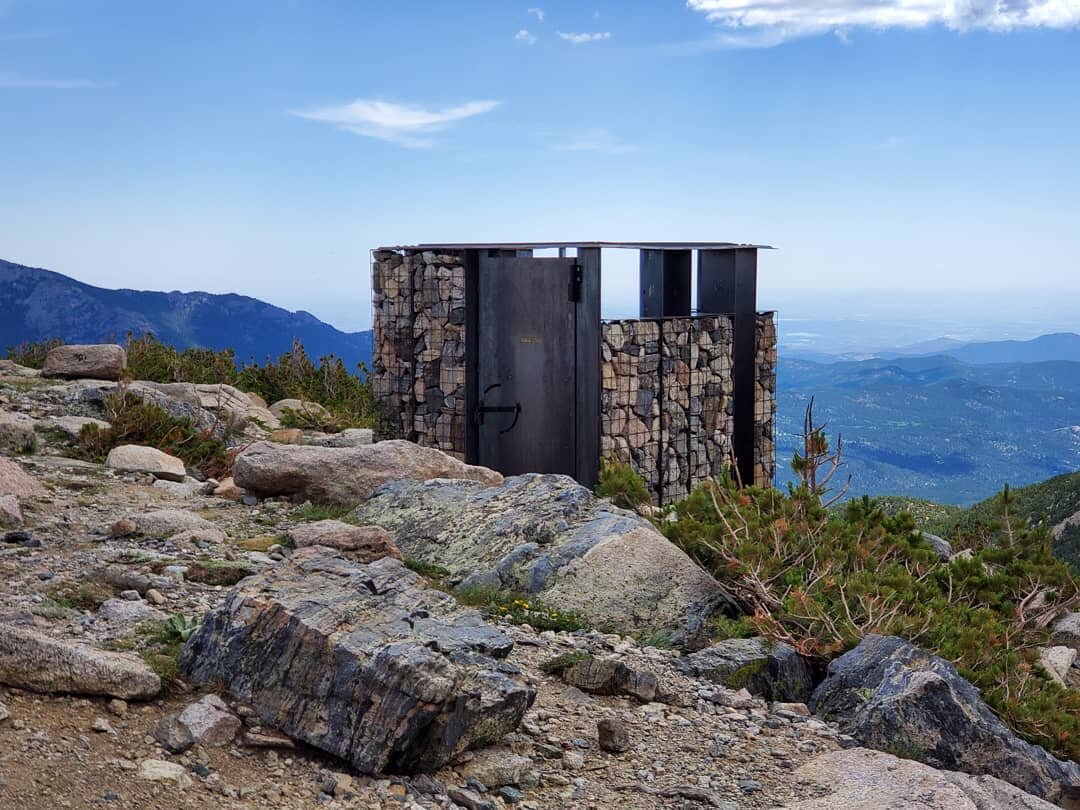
<box><xmin>290</xmin><ymin>98</ymin><xmax>499</xmax><ymax>147</ymax></box>
<box><xmin>0</xmin><ymin>74</ymin><xmax>111</xmax><ymax>89</ymax></box>
<box><xmin>514</xmin><ymin>28</ymin><xmax>537</xmax><ymax>44</ymax></box>
<box><xmin>686</xmin><ymin>0</ymin><xmax>1080</xmax><ymax>46</ymax></box>
<box><xmin>528</xmin><ymin>7</ymin><xmax>545</xmax><ymax>22</ymax></box>
<box><xmin>554</xmin><ymin>129</ymin><xmax>635</xmax><ymax>154</ymax></box>
<box><xmin>558</xmin><ymin>31</ymin><xmax>611</xmax><ymax>44</ymax></box>
<box><xmin>877</xmin><ymin>135</ymin><xmax>906</xmax><ymax>150</ymax></box>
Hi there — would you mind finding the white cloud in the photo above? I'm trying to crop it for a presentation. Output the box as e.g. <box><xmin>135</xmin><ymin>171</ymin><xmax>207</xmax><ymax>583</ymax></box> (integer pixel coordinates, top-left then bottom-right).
<box><xmin>686</xmin><ymin>0</ymin><xmax>1080</xmax><ymax>44</ymax></box>
<box><xmin>515</xmin><ymin>28</ymin><xmax>538</xmax><ymax>44</ymax></box>
<box><xmin>0</xmin><ymin>73</ymin><xmax>110</xmax><ymax>89</ymax></box>
<box><xmin>554</xmin><ymin>129</ymin><xmax>636</xmax><ymax>154</ymax></box>
<box><xmin>291</xmin><ymin>98</ymin><xmax>499</xmax><ymax>147</ymax></box>
<box><xmin>528</xmin><ymin>7</ymin><xmax>545</xmax><ymax>22</ymax></box>
<box><xmin>558</xmin><ymin>31</ymin><xmax>612</xmax><ymax>43</ymax></box>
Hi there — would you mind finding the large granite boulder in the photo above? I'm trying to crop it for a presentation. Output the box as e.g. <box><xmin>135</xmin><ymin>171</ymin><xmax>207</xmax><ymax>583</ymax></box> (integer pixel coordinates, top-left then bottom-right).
<box><xmin>786</xmin><ymin>748</ymin><xmax>1058</xmax><ymax>810</ymax></box>
<box><xmin>126</xmin><ymin>381</ymin><xmax>220</xmax><ymax>434</ymax></box>
<box><xmin>810</xmin><ymin>634</ymin><xmax>1080</xmax><ymax>802</ymax></box>
<box><xmin>178</xmin><ymin>547</ymin><xmax>534</xmax><ymax>775</ymax></box>
<box><xmin>268</xmin><ymin>398</ymin><xmax>334</xmax><ymax>425</ymax></box>
<box><xmin>353</xmin><ymin>474</ymin><xmax>735</xmax><ymax>645</ymax></box>
<box><xmin>193</xmin><ymin>383</ymin><xmax>279</xmax><ymax>430</ymax></box>
<box><xmin>0</xmin><ymin>624</ymin><xmax>160</xmax><ymax>700</ymax></box>
<box><xmin>233</xmin><ymin>440</ymin><xmax>502</xmax><ymax>505</ymax></box>
<box><xmin>105</xmin><ymin>444</ymin><xmax>187</xmax><ymax>481</ymax></box>
<box><xmin>675</xmin><ymin>637</ymin><xmax>814</xmax><ymax>702</ymax></box>
<box><xmin>42</xmin><ymin>343</ymin><xmax>126</xmax><ymax>381</ymax></box>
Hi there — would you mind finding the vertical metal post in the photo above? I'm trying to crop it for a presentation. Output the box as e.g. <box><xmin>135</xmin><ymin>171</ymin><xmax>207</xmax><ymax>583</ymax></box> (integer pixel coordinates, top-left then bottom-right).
<box><xmin>639</xmin><ymin>249</ymin><xmax>691</xmax><ymax>318</ymax></box>
<box><xmin>731</xmin><ymin>248</ymin><xmax>758</xmax><ymax>486</ymax></box>
<box><xmin>464</xmin><ymin>249</ymin><xmax>480</xmax><ymax>465</ymax></box>
<box><xmin>575</xmin><ymin>248</ymin><xmax>602</xmax><ymax>489</ymax></box>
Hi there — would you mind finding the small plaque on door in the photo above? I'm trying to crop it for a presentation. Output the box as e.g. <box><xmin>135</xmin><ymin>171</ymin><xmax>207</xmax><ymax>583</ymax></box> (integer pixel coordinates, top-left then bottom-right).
<box><xmin>519</xmin><ymin>335</ymin><xmax>543</xmax><ymax>345</ymax></box>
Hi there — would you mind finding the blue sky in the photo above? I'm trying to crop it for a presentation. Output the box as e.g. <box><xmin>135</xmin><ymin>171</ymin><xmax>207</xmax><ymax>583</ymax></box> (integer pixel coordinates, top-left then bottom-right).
<box><xmin>1</xmin><ymin>0</ymin><xmax>1078</xmax><ymax>334</ymax></box>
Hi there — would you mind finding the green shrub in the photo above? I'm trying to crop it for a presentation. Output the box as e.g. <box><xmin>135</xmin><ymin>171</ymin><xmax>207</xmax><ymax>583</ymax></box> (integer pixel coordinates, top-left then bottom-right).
<box><xmin>124</xmin><ymin>332</ymin><xmax>237</xmax><ymax>385</ymax></box>
<box><xmin>595</xmin><ymin>458</ymin><xmax>651</xmax><ymax>511</ymax></box>
<box><xmin>540</xmin><ymin>651</ymin><xmax>591</xmax><ymax>675</ymax></box>
<box><xmin>662</xmin><ymin>479</ymin><xmax>1080</xmax><ymax>762</ymax></box>
<box><xmin>77</xmin><ymin>391</ymin><xmax>230</xmax><ymax>478</ymax></box>
<box><xmin>126</xmin><ymin>332</ymin><xmax>394</xmax><ymax>436</ymax></box>
<box><xmin>455</xmin><ymin>587</ymin><xmax>587</xmax><ymax>633</ymax></box>
<box><xmin>5</xmin><ymin>337</ymin><xmax>64</xmax><ymax>369</ymax></box>
<box><xmin>45</xmin><ymin>581</ymin><xmax>116</xmax><ymax>612</ymax></box>
<box><xmin>404</xmin><ymin>557</ymin><xmax>453</xmax><ymax>586</ymax></box>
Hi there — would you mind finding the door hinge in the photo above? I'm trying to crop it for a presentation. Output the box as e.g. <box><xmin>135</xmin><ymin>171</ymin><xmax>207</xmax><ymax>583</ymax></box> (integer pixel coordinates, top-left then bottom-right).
<box><xmin>568</xmin><ymin>264</ymin><xmax>583</xmax><ymax>302</ymax></box>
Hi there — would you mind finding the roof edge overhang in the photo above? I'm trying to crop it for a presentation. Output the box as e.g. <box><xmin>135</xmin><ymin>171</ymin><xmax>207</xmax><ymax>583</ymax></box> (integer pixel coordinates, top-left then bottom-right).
<box><xmin>375</xmin><ymin>241</ymin><xmax>775</xmax><ymax>252</ymax></box>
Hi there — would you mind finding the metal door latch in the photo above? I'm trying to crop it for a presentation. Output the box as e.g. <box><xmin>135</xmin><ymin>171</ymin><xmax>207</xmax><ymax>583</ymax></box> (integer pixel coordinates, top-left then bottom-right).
<box><xmin>474</xmin><ymin>383</ymin><xmax>521</xmax><ymax>435</ymax></box>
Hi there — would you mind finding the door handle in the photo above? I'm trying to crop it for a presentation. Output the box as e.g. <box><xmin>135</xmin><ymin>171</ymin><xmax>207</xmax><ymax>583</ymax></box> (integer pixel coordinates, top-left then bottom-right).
<box><xmin>474</xmin><ymin>383</ymin><xmax>522</xmax><ymax>435</ymax></box>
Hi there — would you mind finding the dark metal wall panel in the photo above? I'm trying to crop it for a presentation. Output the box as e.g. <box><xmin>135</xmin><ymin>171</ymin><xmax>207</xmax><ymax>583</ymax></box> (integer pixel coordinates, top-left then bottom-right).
<box><xmin>575</xmin><ymin>248</ymin><xmax>602</xmax><ymax>490</ymax></box>
<box><xmin>464</xmin><ymin>249</ymin><xmax>480</xmax><ymax>465</ymax></box>
<box><xmin>696</xmin><ymin>249</ymin><xmax>738</xmax><ymax>314</ymax></box>
<box><xmin>731</xmin><ymin>248</ymin><xmax>759</xmax><ymax>485</ymax></box>
<box><xmin>639</xmin><ymin>249</ymin><xmax>692</xmax><ymax>318</ymax></box>
<box><xmin>475</xmin><ymin>256</ymin><xmax>578</xmax><ymax>477</ymax></box>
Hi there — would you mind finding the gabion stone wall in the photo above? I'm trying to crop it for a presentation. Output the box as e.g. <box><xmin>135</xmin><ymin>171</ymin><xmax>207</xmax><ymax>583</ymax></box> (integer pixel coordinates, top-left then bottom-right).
<box><xmin>372</xmin><ymin>249</ymin><xmax>466</xmax><ymax>458</ymax></box>
<box><xmin>600</xmin><ymin>313</ymin><xmax>776</xmax><ymax>503</ymax></box>
<box><xmin>372</xmin><ymin>249</ymin><xmax>778</xmax><ymax>500</ymax></box>
<box><xmin>754</xmin><ymin>313</ymin><xmax>778</xmax><ymax>488</ymax></box>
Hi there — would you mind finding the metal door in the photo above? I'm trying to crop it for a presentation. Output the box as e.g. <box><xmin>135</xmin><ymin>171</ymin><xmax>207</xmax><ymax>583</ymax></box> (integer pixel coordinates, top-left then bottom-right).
<box><xmin>476</xmin><ymin>256</ymin><xmax>578</xmax><ymax>476</ymax></box>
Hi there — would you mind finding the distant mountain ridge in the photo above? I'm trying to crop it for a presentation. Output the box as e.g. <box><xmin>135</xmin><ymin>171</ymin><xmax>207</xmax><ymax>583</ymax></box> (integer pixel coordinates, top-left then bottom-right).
<box><xmin>879</xmin><ymin>332</ymin><xmax>1079</xmax><ymax>364</ymax></box>
<box><xmin>776</xmin><ymin>353</ymin><xmax>1080</xmax><ymax>505</ymax></box>
<box><xmin>0</xmin><ymin>259</ymin><xmax>373</xmax><ymax>369</ymax></box>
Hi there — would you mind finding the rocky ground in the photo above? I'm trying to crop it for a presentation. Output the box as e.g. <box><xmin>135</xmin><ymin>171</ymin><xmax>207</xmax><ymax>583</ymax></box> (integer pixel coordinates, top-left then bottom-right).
<box><xmin>1</xmin><ymin>350</ymin><xmax>1077</xmax><ymax>809</ymax></box>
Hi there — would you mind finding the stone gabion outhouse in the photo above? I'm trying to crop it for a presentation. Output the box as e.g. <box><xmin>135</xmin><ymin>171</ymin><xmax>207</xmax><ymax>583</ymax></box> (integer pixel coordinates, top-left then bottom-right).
<box><xmin>371</xmin><ymin>242</ymin><xmax>776</xmax><ymax>503</ymax></box>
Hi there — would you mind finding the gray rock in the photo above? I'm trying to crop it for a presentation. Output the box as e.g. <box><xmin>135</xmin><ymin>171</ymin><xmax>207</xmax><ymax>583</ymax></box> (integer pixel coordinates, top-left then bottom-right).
<box><xmin>787</xmin><ymin>747</ymin><xmax>1059</xmax><ymax>809</ymax></box>
<box><xmin>137</xmin><ymin>759</ymin><xmax>191</xmax><ymax>788</ymax></box>
<box><xmin>597</xmin><ymin>717</ymin><xmax>631</xmax><ymax>753</ymax></box>
<box><xmin>559</xmin><ymin>656</ymin><xmax>658</xmax><ymax>702</ymax></box>
<box><xmin>105</xmin><ymin>445</ymin><xmax>186</xmax><ymax>482</ymax></box>
<box><xmin>354</xmin><ymin>474</ymin><xmax>734</xmax><ymax>645</ymax></box>
<box><xmin>921</xmin><ymin>532</ymin><xmax>953</xmax><ymax>560</ymax></box>
<box><xmin>233</xmin><ymin>439</ymin><xmax>503</xmax><ymax>505</ymax></box>
<box><xmin>96</xmin><ymin>564</ymin><xmax>151</xmax><ymax>595</ymax></box>
<box><xmin>44</xmin><ymin>415</ymin><xmax>111</xmax><ymax>439</ymax></box>
<box><xmin>0</xmin><ymin>410</ymin><xmax>37</xmax><ymax>453</ymax></box>
<box><xmin>1037</xmin><ymin>646</ymin><xmax>1076</xmax><ymax>686</ymax></box>
<box><xmin>96</xmin><ymin>598</ymin><xmax>165</xmax><ymax>626</ymax></box>
<box><xmin>153</xmin><ymin>715</ymin><xmax>195</xmax><ymax>754</ymax></box>
<box><xmin>268</xmin><ymin>398</ymin><xmax>333</xmax><ymax>424</ymax></box>
<box><xmin>151</xmin><ymin>479</ymin><xmax>200</xmax><ymax>498</ymax></box>
<box><xmin>676</xmin><ymin>637</ymin><xmax>814</xmax><ymax>703</ymax></box>
<box><xmin>459</xmin><ymin>748</ymin><xmax>533</xmax><ymax>787</ymax></box>
<box><xmin>122</xmin><ymin>508</ymin><xmax>217</xmax><ymax>537</ymax></box>
<box><xmin>810</xmin><ymin>634</ymin><xmax>1080</xmax><ymax>802</ymax></box>
<box><xmin>178</xmin><ymin>547</ymin><xmax>534</xmax><ymax>775</ymax></box>
<box><xmin>1050</xmin><ymin>612</ymin><xmax>1080</xmax><ymax>653</ymax></box>
<box><xmin>42</xmin><ymin>344</ymin><xmax>126</xmax><ymax>381</ymax></box>
<box><xmin>308</xmin><ymin>428</ymin><xmax>374</xmax><ymax>448</ymax></box>
<box><xmin>0</xmin><ymin>494</ymin><xmax>20</xmax><ymax>527</ymax></box>
<box><xmin>126</xmin><ymin>382</ymin><xmax>220</xmax><ymax>435</ymax></box>
<box><xmin>447</xmin><ymin>787</ymin><xmax>496</xmax><ymax>810</ymax></box>
<box><xmin>287</xmin><ymin>519</ymin><xmax>401</xmax><ymax>560</ymax></box>
<box><xmin>193</xmin><ymin>383</ymin><xmax>279</xmax><ymax>431</ymax></box>
<box><xmin>0</xmin><ymin>623</ymin><xmax>160</xmax><ymax>700</ymax></box>
<box><xmin>177</xmin><ymin>694</ymin><xmax>240</xmax><ymax>746</ymax></box>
